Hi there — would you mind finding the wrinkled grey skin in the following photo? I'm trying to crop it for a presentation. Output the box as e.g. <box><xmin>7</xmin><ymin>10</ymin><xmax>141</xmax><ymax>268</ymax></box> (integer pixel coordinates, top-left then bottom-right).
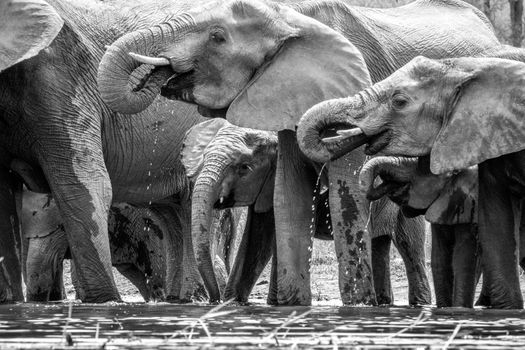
<box><xmin>98</xmin><ymin>0</ymin><xmax>498</xmax><ymax>306</ymax></box>
<box><xmin>22</xmin><ymin>191</ymin><xmax>240</xmax><ymax>302</ymax></box>
<box><xmin>183</xmin><ymin>122</ymin><xmax>431</xmax><ymax>305</ymax></box>
<box><xmin>21</xmin><ymin>118</ymin><xmax>275</xmax><ymax>303</ymax></box>
<box><xmin>359</xmin><ymin>155</ymin><xmax>525</xmax><ymax>308</ymax></box>
<box><xmin>298</xmin><ymin>51</ymin><xmax>525</xmax><ymax>308</ymax></box>
<box><xmin>359</xmin><ymin>156</ymin><xmax>480</xmax><ymax>307</ymax></box>
<box><xmin>0</xmin><ymin>0</ymin><xmax>227</xmax><ymax>302</ymax></box>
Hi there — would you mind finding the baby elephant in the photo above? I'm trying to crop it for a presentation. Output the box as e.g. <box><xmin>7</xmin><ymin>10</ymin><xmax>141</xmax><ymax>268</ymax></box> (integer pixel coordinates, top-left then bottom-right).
<box><xmin>360</xmin><ymin>156</ymin><xmax>525</xmax><ymax>307</ymax></box>
<box><xmin>23</xmin><ymin>191</ymin><xmax>237</xmax><ymax>302</ymax></box>
<box><xmin>359</xmin><ymin>156</ymin><xmax>479</xmax><ymax>307</ymax></box>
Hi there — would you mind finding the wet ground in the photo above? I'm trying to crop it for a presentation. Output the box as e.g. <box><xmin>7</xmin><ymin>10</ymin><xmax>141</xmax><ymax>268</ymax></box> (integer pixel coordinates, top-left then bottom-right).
<box><xmin>1</xmin><ymin>303</ymin><xmax>524</xmax><ymax>349</ymax></box>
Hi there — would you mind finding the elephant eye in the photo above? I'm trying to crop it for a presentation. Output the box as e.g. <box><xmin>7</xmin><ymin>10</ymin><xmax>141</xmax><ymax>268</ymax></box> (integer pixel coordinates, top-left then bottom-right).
<box><xmin>391</xmin><ymin>93</ymin><xmax>410</xmax><ymax>110</ymax></box>
<box><xmin>210</xmin><ymin>30</ymin><xmax>226</xmax><ymax>44</ymax></box>
<box><xmin>238</xmin><ymin>163</ymin><xmax>253</xmax><ymax>176</ymax></box>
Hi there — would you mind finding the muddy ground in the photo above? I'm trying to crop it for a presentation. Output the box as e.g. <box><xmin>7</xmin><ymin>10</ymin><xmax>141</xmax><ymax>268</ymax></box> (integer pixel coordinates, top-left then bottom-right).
<box><xmin>2</xmin><ymin>230</ymin><xmax>524</xmax><ymax>349</ymax></box>
<box><xmin>63</xmin><ymin>233</ymin><xmax>525</xmax><ymax>306</ymax></box>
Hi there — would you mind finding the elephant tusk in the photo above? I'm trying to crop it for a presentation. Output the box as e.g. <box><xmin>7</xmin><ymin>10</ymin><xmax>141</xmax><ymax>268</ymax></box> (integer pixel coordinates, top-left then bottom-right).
<box><xmin>129</xmin><ymin>52</ymin><xmax>170</xmax><ymax>66</ymax></box>
<box><xmin>322</xmin><ymin>135</ymin><xmax>346</xmax><ymax>143</ymax></box>
<box><xmin>219</xmin><ymin>196</ymin><xmax>224</xmax><ymax>204</ymax></box>
<box><xmin>336</xmin><ymin>127</ymin><xmax>364</xmax><ymax>137</ymax></box>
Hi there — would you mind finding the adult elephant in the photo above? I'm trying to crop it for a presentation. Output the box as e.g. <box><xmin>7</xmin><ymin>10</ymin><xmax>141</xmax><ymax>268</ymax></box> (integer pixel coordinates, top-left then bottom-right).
<box><xmin>297</xmin><ymin>56</ymin><xmax>525</xmax><ymax>308</ymax></box>
<box><xmin>182</xmin><ymin>120</ymin><xmax>431</xmax><ymax>305</ymax></box>
<box><xmin>1</xmin><ymin>0</ymin><xmax>287</xmax><ymax>302</ymax></box>
<box><xmin>98</xmin><ymin>0</ymin><xmax>499</xmax><ymax>305</ymax></box>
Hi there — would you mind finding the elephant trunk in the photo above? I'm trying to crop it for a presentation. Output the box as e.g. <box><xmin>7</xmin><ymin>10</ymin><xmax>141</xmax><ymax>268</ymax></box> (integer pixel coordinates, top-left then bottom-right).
<box><xmin>358</xmin><ymin>156</ymin><xmax>417</xmax><ymax>201</ymax></box>
<box><xmin>97</xmin><ymin>14</ymin><xmax>195</xmax><ymax>114</ymax></box>
<box><xmin>191</xmin><ymin>154</ymin><xmax>231</xmax><ymax>303</ymax></box>
<box><xmin>296</xmin><ymin>86</ymin><xmax>384</xmax><ymax>163</ymax></box>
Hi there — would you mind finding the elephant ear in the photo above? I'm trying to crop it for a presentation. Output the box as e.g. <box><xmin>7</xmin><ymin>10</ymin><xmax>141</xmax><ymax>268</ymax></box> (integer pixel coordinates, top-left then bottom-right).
<box><xmin>181</xmin><ymin>118</ymin><xmax>231</xmax><ymax>179</ymax></box>
<box><xmin>430</xmin><ymin>58</ymin><xmax>525</xmax><ymax>174</ymax></box>
<box><xmin>254</xmin><ymin>169</ymin><xmax>275</xmax><ymax>213</ymax></box>
<box><xmin>425</xmin><ymin>167</ymin><xmax>478</xmax><ymax>225</ymax></box>
<box><xmin>0</xmin><ymin>0</ymin><xmax>63</xmax><ymax>73</ymax></box>
<box><xmin>226</xmin><ymin>5</ymin><xmax>371</xmax><ymax>131</ymax></box>
<box><xmin>22</xmin><ymin>192</ymin><xmax>62</xmax><ymax>239</ymax></box>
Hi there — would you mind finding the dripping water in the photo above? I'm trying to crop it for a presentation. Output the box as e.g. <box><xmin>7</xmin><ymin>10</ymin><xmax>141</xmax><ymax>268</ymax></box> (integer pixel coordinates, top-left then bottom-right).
<box><xmin>308</xmin><ymin>163</ymin><xmax>328</xmax><ymax>273</ymax></box>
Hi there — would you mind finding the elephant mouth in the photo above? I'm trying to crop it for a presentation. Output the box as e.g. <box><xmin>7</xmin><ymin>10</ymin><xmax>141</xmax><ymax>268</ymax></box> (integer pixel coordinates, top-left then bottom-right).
<box><xmin>319</xmin><ymin>123</ymin><xmax>369</xmax><ymax>160</ymax></box>
<box><xmin>319</xmin><ymin>123</ymin><xmax>392</xmax><ymax>160</ymax></box>
<box><xmin>364</xmin><ymin>129</ymin><xmax>393</xmax><ymax>155</ymax></box>
<box><xmin>213</xmin><ymin>193</ymin><xmax>235</xmax><ymax>210</ymax></box>
<box><xmin>160</xmin><ymin>70</ymin><xmax>196</xmax><ymax>103</ymax></box>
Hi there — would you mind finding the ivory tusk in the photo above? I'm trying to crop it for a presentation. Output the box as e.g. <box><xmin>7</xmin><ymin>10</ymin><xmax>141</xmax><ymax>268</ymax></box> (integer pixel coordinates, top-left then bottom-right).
<box><xmin>322</xmin><ymin>135</ymin><xmax>346</xmax><ymax>143</ymax></box>
<box><xmin>129</xmin><ymin>52</ymin><xmax>170</xmax><ymax>66</ymax></box>
<box><xmin>336</xmin><ymin>128</ymin><xmax>364</xmax><ymax>137</ymax></box>
<box><xmin>219</xmin><ymin>196</ymin><xmax>224</xmax><ymax>204</ymax></box>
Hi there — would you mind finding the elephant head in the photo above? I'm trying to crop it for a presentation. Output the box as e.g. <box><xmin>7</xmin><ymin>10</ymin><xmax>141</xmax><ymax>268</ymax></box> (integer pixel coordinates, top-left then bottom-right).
<box><xmin>98</xmin><ymin>0</ymin><xmax>370</xmax><ymax>128</ymax></box>
<box><xmin>297</xmin><ymin>56</ymin><xmax>525</xmax><ymax>173</ymax></box>
<box><xmin>181</xmin><ymin>118</ymin><xmax>277</xmax><ymax>302</ymax></box>
<box><xmin>359</xmin><ymin>156</ymin><xmax>478</xmax><ymax>225</ymax></box>
<box><xmin>0</xmin><ymin>0</ymin><xmax>63</xmax><ymax>73</ymax></box>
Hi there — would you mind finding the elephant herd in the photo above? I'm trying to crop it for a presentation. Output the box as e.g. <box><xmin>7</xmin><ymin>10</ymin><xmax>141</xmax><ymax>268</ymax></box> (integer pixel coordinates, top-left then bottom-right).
<box><xmin>0</xmin><ymin>0</ymin><xmax>523</xmax><ymax>309</ymax></box>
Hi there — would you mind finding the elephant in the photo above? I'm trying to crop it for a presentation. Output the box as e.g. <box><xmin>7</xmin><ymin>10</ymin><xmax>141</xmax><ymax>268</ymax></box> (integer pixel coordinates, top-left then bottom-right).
<box><xmin>0</xmin><ymin>0</ymin><xmax>254</xmax><ymax>302</ymax></box>
<box><xmin>182</xmin><ymin>120</ymin><xmax>431</xmax><ymax>305</ymax></box>
<box><xmin>97</xmin><ymin>0</ymin><xmax>500</xmax><ymax>305</ymax></box>
<box><xmin>22</xmin><ymin>190</ymin><xmax>242</xmax><ymax>302</ymax></box>
<box><xmin>358</xmin><ymin>156</ymin><xmax>481</xmax><ymax>307</ymax></box>
<box><xmin>19</xmin><ymin>117</ymin><xmax>275</xmax><ymax>302</ymax></box>
<box><xmin>297</xmin><ymin>55</ymin><xmax>525</xmax><ymax>308</ymax></box>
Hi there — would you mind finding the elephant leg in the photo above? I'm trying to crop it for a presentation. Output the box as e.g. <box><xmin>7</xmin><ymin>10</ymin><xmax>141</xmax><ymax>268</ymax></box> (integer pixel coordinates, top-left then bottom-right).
<box><xmin>371</xmin><ymin>235</ymin><xmax>393</xmax><ymax>305</ymax></box>
<box><xmin>518</xmin><ymin>199</ymin><xmax>525</xmax><ymax>271</ymax></box>
<box><xmin>224</xmin><ymin>209</ymin><xmax>275</xmax><ymax>302</ymax></box>
<box><xmin>478</xmin><ymin>161</ymin><xmax>522</xmax><ymax>309</ymax></box>
<box><xmin>26</xmin><ymin>228</ymin><xmax>68</xmax><ymax>301</ymax></box>
<box><xmin>0</xmin><ymin>168</ymin><xmax>24</xmax><ymax>303</ymax></box>
<box><xmin>393</xmin><ymin>213</ymin><xmax>431</xmax><ymax>306</ymax></box>
<box><xmin>174</xmin><ymin>201</ymin><xmax>206</xmax><ymax>302</ymax></box>
<box><xmin>451</xmin><ymin>224</ymin><xmax>478</xmax><ymax>308</ymax></box>
<box><xmin>273</xmin><ymin>131</ymin><xmax>315</xmax><ymax>305</ymax></box>
<box><xmin>431</xmin><ymin>224</ymin><xmax>454</xmax><ymax>307</ymax></box>
<box><xmin>329</xmin><ymin>151</ymin><xmax>375</xmax><ymax>305</ymax></box>
<box><xmin>39</xmin><ymin>135</ymin><xmax>119</xmax><ymax>302</ymax></box>
<box><xmin>476</xmin><ymin>272</ymin><xmax>491</xmax><ymax>307</ymax></box>
<box><xmin>267</xmin><ymin>239</ymin><xmax>279</xmax><ymax>305</ymax></box>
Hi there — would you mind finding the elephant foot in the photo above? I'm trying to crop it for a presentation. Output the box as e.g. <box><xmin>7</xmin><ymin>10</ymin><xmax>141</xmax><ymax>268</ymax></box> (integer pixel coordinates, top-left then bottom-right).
<box><xmin>409</xmin><ymin>289</ymin><xmax>432</xmax><ymax>306</ymax></box>
<box><xmin>340</xmin><ymin>278</ymin><xmax>377</xmax><ymax>306</ymax></box>
<box><xmin>376</xmin><ymin>294</ymin><xmax>392</xmax><ymax>306</ymax></box>
<box><xmin>276</xmin><ymin>274</ymin><xmax>311</xmax><ymax>306</ymax></box>
<box><xmin>488</xmin><ymin>296</ymin><xmax>523</xmax><ymax>310</ymax></box>
<box><xmin>79</xmin><ymin>289</ymin><xmax>121</xmax><ymax>303</ymax></box>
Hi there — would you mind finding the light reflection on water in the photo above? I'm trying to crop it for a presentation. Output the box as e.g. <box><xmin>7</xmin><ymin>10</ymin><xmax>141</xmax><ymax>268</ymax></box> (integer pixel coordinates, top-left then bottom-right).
<box><xmin>0</xmin><ymin>304</ymin><xmax>524</xmax><ymax>348</ymax></box>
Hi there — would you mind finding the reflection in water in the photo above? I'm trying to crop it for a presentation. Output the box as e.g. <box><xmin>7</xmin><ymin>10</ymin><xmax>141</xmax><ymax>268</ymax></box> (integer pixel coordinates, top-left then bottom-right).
<box><xmin>0</xmin><ymin>304</ymin><xmax>524</xmax><ymax>348</ymax></box>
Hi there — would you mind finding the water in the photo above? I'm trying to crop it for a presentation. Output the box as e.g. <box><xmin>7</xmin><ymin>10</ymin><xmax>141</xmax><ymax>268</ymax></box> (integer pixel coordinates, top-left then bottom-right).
<box><xmin>1</xmin><ymin>304</ymin><xmax>524</xmax><ymax>349</ymax></box>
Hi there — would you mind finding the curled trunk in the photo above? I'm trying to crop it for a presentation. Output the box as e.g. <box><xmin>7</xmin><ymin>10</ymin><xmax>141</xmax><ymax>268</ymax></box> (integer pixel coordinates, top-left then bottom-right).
<box><xmin>97</xmin><ymin>14</ymin><xmax>194</xmax><ymax>114</ymax></box>
<box><xmin>191</xmin><ymin>154</ymin><xmax>230</xmax><ymax>303</ymax></box>
<box><xmin>358</xmin><ymin>156</ymin><xmax>417</xmax><ymax>201</ymax></box>
<box><xmin>296</xmin><ymin>96</ymin><xmax>367</xmax><ymax>163</ymax></box>
<box><xmin>297</xmin><ymin>86</ymin><xmax>387</xmax><ymax>163</ymax></box>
